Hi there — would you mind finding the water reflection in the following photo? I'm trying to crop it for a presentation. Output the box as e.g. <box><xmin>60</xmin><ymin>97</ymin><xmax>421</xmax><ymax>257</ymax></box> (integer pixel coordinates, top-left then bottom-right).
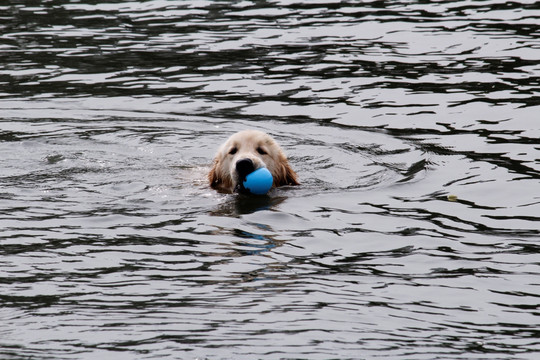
<box><xmin>211</xmin><ymin>194</ymin><xmax>287</xmax><ymax>216</ymax></box>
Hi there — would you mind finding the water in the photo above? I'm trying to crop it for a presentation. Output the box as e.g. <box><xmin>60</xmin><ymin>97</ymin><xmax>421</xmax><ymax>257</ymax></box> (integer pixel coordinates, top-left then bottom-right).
<box><xmin>1</xmin><ymin>1</ymin><xmax>539</xmax><ymax>359</ymax></box>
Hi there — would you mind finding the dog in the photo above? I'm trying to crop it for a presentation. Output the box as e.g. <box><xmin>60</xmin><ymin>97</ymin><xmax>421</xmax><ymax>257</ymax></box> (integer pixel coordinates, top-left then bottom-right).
<box><xmin>209</xmin><ymin>130</ymin><xmax>299</xmax><ymax>193</ymax></box>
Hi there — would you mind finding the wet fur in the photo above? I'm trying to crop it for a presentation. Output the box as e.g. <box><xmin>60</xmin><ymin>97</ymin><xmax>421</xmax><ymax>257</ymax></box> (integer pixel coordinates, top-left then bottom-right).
<box><xmin>209</xmin><ymin>130</ymin><xmax>299</xmax><ymax>193</ymax></box>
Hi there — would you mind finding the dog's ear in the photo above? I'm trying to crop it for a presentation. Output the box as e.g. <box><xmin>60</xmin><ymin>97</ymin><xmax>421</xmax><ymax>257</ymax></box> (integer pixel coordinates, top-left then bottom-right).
<box><xmin>208</xmin><ymin>159</ymin><xmax>221</xmax><ymax>189</ymax></box>
<box><xmin>208</xmin><ymin>158</ymin><xmax>234</xmax><ymax>192</ymax></box>
<box><xmin>276</xmin><ymin>160</ymin><xmax>299</xmax><ymax>186</ymax></box>
<box><xmin>284</xmin><ymin>161</ymin><xmax>300</xmax><ymax>186</ymax></box>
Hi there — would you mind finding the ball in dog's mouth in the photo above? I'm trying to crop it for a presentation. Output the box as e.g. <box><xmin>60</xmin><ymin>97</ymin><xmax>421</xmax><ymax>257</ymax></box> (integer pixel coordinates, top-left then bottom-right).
<box><xmin>240</xmin><ymin>167</ymin><xmax>273</xmax><ymax>195</ymax></box>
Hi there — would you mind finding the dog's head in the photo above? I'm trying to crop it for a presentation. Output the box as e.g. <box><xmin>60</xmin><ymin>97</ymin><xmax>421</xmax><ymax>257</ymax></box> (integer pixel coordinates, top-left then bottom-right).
<box><xmin>209</xmin><ymin>130</ymin><xmax>299</xmax><ymax>193</ymax></box>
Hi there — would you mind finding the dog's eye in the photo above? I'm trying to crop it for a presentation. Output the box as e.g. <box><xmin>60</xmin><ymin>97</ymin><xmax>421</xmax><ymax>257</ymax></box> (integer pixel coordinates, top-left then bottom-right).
<box><xmin>257</xmin><ymin>147</ymin><xmax>267</xmax><ymax>155</ymax></box>
<box><xmin>229</xmin><ymin>147</ymin><xmax>237</xmax><ymax>155</ymax></box>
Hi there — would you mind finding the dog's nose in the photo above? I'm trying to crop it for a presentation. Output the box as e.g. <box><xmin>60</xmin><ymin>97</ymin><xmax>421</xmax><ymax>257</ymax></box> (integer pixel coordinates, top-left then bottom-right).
<box><xmin>236</xmin><ymin>158</ymin><xmax>255</xmax><ymax>180</ymax></box>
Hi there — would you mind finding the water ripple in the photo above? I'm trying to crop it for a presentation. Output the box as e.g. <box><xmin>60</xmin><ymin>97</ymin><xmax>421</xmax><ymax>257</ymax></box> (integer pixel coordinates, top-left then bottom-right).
<box><xmin>1</xmin><ymin>1</ymin><xmax>539</xmax><ymax>359</ymax></box>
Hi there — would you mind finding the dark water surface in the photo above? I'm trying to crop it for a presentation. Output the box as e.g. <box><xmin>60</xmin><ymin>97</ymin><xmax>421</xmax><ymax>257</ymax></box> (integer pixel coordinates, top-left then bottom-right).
<box><xmin>1</xmin><ymin>1</ymin><xmax>539</xmax><ymax>359</ymax></box>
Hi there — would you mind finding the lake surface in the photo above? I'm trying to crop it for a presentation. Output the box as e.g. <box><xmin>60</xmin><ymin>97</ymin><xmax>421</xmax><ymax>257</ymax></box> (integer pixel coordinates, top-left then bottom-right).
<box><xmin>1</xmin><ymin>1</ymin><xmax>539</xmax><ymax>359</ymax></box>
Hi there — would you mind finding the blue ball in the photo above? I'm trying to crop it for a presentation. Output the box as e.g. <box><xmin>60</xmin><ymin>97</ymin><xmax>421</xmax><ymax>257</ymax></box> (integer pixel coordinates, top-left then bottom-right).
<box><xmin>243</xmin><ymin>167</ymin><xmax>273</xmax><ymax>195</ymax></box>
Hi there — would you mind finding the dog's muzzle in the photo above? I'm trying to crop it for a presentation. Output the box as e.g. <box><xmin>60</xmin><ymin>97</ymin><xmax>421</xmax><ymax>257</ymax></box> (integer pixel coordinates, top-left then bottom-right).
<box><xmin>234</xmin><ymin>158</ymin><xmax>255</xmax><ymax>194</ymax></box>
<box><xmin>236</xmin><ymin>158</ymin><xmax>255</xmax><ymax>180</ymax></box>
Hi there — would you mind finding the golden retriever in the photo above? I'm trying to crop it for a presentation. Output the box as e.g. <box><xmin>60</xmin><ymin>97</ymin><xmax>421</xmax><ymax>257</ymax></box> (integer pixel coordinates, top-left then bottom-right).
<box><xmin>209</xmin><ymin>130</ymin><xmax>299</xmax><ymax>193</ymax></box>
